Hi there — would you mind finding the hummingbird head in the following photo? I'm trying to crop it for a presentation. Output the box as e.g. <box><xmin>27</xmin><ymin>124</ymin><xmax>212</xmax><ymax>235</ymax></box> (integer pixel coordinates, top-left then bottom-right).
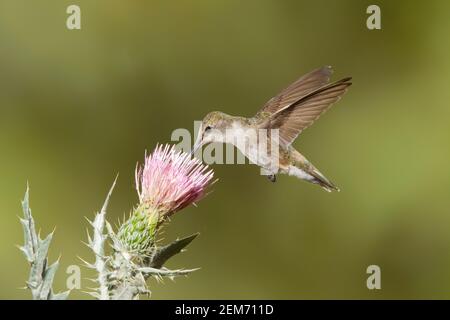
<box><xmin>191</xmin><ymin>111</ymin><xmax>232</xmax><ymax>155</ymax></box>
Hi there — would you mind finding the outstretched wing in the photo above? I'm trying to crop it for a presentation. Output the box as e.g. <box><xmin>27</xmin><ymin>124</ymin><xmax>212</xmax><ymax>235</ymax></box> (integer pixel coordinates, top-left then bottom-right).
<box><xmin>260</xmin><ymin>77</ymin><xmax>352</xmax><ymax>147</ymax></box>
<box><xmin>256</xmin><ymin>66</ymin><xmax>334</xmax><ymax>117</ymax></box>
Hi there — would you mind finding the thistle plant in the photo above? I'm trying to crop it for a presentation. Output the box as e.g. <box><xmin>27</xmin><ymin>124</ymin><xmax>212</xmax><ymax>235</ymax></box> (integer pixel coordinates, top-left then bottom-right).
<box><xmin>95</xmin><ymin>145</ymin><xmax>214</xmax><ymax>299</ymax></box>
<box><xmin>19</xmin><ymin>186</ymin><xmax>70</xmax><ymax>300</ymax></box>
<box><xmin>20</xmin><ymin>144</ymin><xmax>215</xmax><ymax>300</ymax></box>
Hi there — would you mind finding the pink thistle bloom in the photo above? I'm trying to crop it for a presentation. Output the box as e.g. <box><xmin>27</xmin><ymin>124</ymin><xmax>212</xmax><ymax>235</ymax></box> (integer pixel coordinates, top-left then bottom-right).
<box><xmin>136</xmin><ymin>144</ymin><xmax>214</xmax><ymax>217</ymax></box>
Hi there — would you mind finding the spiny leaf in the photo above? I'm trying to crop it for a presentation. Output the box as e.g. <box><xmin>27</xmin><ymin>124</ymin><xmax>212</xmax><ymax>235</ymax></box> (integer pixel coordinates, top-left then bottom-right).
<box><xmin>21</xmin><ymin>185</ymin><xmax>31</xmax><ymax>222</ymax></box>
<box><xmin>19</xmin><ymin>186</ymin><xmax>69</xmax><ymax>300</ymax></box>
<box><xmin>139</xmin><ymin>266</ymin><xmax>199</xmax><ymax>278</ymax></box>
<box><xmin>21</xmin><ymin>186</ymin><xmax>38</xmax><ymax>251</ymax></box>
<box><xmin>83</xmin><ymin>177</ymin><xmax>118</xmax><ymax>300</ymax></box>
<box><xmin>149</xmin><ymin>233</ymin><xmax>199</xmax><ymax>268</ymax></box>
<box><xmin>19</xmin><ymin>218</ymin><xmax>33</xmax><ymax>256</ymax></box>
<box><xmin>17</xmin><ymin>244</ymin><xmax>33</xmax><ymax>263</ymax></box>
<box><xmin>40</xmin><ymin>260</ymin><xmax>59</xmax><ymax>299</ymax></box>
<box><xmin>29</xmin><ymin>232</ymin><xmax>53</xmax><ymax>287</ymax></box>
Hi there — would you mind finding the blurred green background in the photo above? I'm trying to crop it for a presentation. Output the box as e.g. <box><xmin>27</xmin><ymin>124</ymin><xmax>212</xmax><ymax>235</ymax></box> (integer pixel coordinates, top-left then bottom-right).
<box><xmin>1</xmin><ymin>0</ymin><xmax>450</xmax><ymax>299</ymax></box>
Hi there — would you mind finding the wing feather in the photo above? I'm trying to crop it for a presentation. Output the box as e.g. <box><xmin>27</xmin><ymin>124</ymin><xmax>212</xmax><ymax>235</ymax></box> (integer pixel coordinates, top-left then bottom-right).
<box><xmin>256</xmin><ymin>66</ymin><xmax>334</xmax><ymax>116</ymax></box>
<box><xmin>261</xmin><ymin>77</ymin><xmax>352</xmax><ymax>147</ymax></box>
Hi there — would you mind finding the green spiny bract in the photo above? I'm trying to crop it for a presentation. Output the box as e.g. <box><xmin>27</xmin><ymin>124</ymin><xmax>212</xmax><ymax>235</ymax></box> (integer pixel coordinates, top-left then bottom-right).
<box><xmin>117</xmin><ymin>205</ymin><xmax>159</xmax><ymax>257</ymax></box>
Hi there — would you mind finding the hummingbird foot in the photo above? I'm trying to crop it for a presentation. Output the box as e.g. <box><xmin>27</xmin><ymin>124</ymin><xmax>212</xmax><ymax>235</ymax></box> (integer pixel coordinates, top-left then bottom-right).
<box><xmin>267</xmin><ymin>174</ymin><xmax>277</xmax><ymax>183</ymax></box>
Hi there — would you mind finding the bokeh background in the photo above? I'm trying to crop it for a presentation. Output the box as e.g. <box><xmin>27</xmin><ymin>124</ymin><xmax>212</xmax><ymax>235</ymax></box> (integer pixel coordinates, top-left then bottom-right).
<box><xmin>1</xmin><ymin>0</ymin><xmax>450</xmax><ymax>299</ymax></box>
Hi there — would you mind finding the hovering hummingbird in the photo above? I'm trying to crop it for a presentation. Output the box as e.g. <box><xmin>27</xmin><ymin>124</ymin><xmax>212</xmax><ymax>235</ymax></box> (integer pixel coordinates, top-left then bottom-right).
<box><xmin>192</xmin><ymin>66</ymin><xmax>352</xmax><ymax>192</ymax></box>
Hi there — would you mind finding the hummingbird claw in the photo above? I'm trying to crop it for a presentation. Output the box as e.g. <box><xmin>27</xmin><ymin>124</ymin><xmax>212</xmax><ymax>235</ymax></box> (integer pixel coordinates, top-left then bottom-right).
<box><xmin>267</xmin><ymin>174</ymin><xmax>276</xmax><ymax>183</ymax></box>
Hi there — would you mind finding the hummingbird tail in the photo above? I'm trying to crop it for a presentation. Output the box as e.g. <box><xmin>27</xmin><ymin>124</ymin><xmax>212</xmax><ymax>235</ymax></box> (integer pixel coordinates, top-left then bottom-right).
<box><xmin>287</xmin><ymin>163</ymin><xmax>340</xmax><ymax>192</ymax></box>
<box><xmin>309</xmin><ymin>168</ymin><xmax>340</xmax><ymax>192</ymax></box>
<box><xmin>286</xmin><ymin>147</ymin><xmax>340</xmax><ymax>192</ymax></box>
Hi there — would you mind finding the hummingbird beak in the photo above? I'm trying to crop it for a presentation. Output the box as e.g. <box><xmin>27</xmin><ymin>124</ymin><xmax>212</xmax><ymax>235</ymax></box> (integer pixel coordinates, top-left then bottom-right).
<box><xmin>190</xmin><ymin>144</ymin><xmax>199</xmax><ymax>156</ymax></box>
<box><xmin>190</xmin><ymin>133</ymin><xmax>203</xmax><ymax>156</ymax></box>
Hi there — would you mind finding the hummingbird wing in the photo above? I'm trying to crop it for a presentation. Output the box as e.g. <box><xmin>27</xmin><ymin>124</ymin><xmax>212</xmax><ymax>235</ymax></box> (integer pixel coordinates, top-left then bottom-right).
<box><xmin>256</xmin><ymin>66</ymin><xmax>333</xmax><ymax>117</ymax></box>
<box><xmin>259</xmin><ymin>77</ymin><xmax>352</xmax><ymax>147</ymax></box>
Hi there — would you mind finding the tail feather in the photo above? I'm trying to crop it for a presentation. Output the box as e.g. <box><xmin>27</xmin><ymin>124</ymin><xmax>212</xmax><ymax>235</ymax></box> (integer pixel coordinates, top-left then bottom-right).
<box><xmin>286</xmin><ymin>147</ymin><xmax>340</xmax><ymax>192</ymax></box>
<box><xmin>309</xmin><ymin>168</ymin><xmax>340</xmax><ymax>192</ymax></box>
<box><xmin>286</xmin><ymin>164</ymin><xmax>339</xmax><ymax>192</ymax></box>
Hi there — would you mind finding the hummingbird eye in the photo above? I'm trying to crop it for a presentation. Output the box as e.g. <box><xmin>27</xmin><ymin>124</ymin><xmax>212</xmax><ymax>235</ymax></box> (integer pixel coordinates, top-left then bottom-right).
<box><xmin>204</xmin><ymin>126</ymin><xmax>212</xmax><ymax>132</ymax></box>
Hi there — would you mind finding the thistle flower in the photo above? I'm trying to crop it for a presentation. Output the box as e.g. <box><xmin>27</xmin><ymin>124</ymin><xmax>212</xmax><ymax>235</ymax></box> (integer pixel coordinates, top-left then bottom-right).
<box><xmin>136</xmin><ymin>144</ymin><xmax>214</xmax><ymax>218</ymax></box>
<box><xmin>118</xmin><ymin>144</ymin><xmax>214</xmax><ymax>255</ymax></box>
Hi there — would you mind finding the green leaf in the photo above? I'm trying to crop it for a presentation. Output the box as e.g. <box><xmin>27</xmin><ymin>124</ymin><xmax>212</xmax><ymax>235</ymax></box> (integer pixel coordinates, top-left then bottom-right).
<box><xmin>149</xmin><ymin>233</ymin><xmax>199</xmax><ymax>268</ymax></box>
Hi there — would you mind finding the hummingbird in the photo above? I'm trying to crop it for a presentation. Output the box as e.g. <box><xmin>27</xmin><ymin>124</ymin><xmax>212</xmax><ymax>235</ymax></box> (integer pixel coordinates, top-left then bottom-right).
<box><xmin>191</xmin><ymin>66</ymin><xmax>352</xmax><ymax>192</ymax></box>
